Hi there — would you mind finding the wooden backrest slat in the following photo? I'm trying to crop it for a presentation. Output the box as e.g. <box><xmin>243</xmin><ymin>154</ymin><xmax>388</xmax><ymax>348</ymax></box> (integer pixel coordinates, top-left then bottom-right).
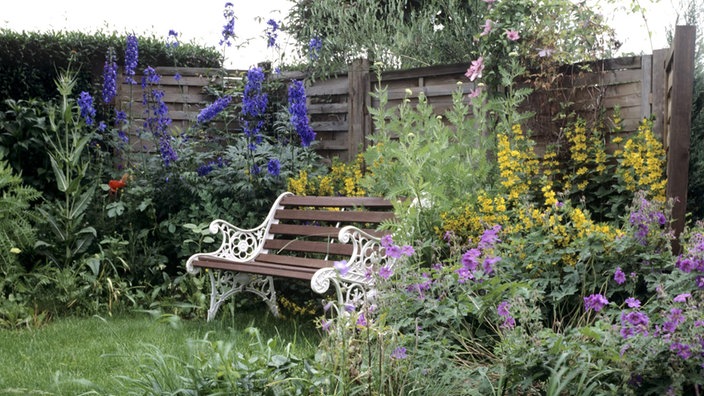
<box><xmin>280</xmin><ymin>195</ymin><xmax>394</xmax><ymax>208</ymax></box>
<box><xmin>274</xmin><ymin>209</ymin><xmax>394</xmax><ymax>223</ymax></box>
<box><xmin>263</xmin><ymin>239</ymin><xmax>354</xmax><ymax>256</ymax></box>
<box><xmin>256</xmin><ymin>253</ymin><xmax>332</xmax><ymax>269</ymax></box>
<box><xmin>269</xmin><ymin>223</ymin><xmax>340</xmax><ymax>238</ymax></box>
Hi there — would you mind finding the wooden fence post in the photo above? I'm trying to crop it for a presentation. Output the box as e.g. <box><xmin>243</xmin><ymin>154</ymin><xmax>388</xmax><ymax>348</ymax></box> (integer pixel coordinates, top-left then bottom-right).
<box><xmin>651</xmin><ymin>49</ymin><xmax>668</xmax><ymax>140</ymax></box>
<box><xmin>348</xmin><ymin>58</ymin><xmax>370</xmax><ymax>162</ymax></box>
<box><xmin>665</xmin><ymin>25</ymin><xmax>696</xmax><ymax>252</ymax></box>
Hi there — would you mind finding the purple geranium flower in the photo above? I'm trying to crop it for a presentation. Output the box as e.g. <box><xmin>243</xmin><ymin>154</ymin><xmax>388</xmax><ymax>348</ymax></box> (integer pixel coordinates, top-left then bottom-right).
<box><xmin>583</xmin><ymin>293</ymin><xmax>609</xmax><ymax>312</ymax></box>
<box><xmin>614</xmin><ymin>267</ymin><xmax>626</xmax><ymax>285</ymax></box>
<box><xmin>334</xmin><ymin>260</ymin><xmax>349</xmax><ymax>276</ymax></box>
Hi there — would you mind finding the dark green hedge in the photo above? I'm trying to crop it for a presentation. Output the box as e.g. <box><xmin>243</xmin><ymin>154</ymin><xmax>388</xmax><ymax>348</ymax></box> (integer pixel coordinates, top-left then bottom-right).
<box><xmin>0</xmin><ymin>29</ymin><xmax>222</xmax><ymax>102</ymax></box>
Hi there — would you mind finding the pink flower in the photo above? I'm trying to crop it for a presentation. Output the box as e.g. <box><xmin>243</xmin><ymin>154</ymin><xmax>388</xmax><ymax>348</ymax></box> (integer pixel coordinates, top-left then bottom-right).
<box><xmin>480</xmin><ymin>19</ymin><xmax>493</xmax><ymax>36</ymax></box>
<box><xmin>483</xmin><ymin>0</ymin><xmax>496</xmax><ymax>3</ymax></box>
<box><xmin>538</xmin><ymin>48</ymin><xmax>554</xmax><ymax>58</ymax></box>
<box><xmin>468</xmin><ymin>87</ymin><xmax>482</xmax><ymax>99</ymax></box>
<box><xmin>464</xmin><ymin>57</ymin><xmax>485</xmax><ymax>82</ymax></box>
<box><xmin>506</xmin><ymin>30</ymin><xmax>520</xmax><ymax>41</ymax></box>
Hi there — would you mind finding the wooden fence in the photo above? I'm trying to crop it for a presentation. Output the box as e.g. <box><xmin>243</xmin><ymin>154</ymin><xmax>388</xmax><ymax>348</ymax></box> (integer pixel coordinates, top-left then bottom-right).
<box><xmin>115</xmin><ymin>26</ymin><xmax>695</xmax><ymax>241</ymax></box>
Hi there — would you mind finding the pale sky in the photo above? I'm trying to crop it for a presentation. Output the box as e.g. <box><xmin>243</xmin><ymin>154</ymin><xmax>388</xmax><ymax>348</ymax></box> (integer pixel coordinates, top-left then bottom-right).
<box><xmin>0</xmin><ymin>0</ymin><xmax>684</xmax><ymax>69</ymax></box>
<box><xmin>1</xmin><ymin>0</ymin><xmax>296</xmax><ymax>69</ymax></box>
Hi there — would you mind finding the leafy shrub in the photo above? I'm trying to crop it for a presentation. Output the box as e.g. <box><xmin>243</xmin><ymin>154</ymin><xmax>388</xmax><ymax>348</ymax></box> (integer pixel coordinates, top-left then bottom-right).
<box><xmin>0</xmin><ymin>29</ymin><xmax>220</xmax><ymax>103</ymax></box>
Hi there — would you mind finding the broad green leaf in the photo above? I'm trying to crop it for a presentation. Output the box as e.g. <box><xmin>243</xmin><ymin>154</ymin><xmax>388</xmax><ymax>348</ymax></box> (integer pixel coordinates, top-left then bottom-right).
<box><xmin>69</xmin><ymin>134</ymin><xmax>91</xmax><ymax>167</ymax></box>
<box><xmin>70</xmin><ymin>186</ymin><xmax>95</xmax><ymax>219</ymax></box>
<box><xmin>36</xmin><ymin>206</ymin><xmax>66</xmax><ymax>242</ymax></box>
<box><xmin>85</xmin><ymin>256</ymin><xmax>101</xmax><ymax>276</ymax></box>
<box><xmin>48</xmin><ymin>154</ymin><xmax>68</xmax><ymax>192</ymax></box>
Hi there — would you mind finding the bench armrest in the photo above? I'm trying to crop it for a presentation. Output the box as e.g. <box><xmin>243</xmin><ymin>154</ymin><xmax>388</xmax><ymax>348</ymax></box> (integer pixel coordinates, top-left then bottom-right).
<box><xmin>186</xmin><ymin>219</ymin><xmax>268</xmax><ymax>274</ymax></box>
<box><xmin>186</xmin><ymin>192</ymin><xmax>294</xmax><ymax>274</ymax></box>
<box><xmin>311</xmin><ymin>225</ymin><xmax>391</xmax><ymax>300</ymax></box>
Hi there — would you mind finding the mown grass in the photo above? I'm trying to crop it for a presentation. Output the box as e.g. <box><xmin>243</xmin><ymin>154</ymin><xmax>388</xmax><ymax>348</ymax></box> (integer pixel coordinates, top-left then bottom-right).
<box><xmin>0</xmin><ymin>309</ymin><xmax>320</xmax><ymax>395</ymax></box>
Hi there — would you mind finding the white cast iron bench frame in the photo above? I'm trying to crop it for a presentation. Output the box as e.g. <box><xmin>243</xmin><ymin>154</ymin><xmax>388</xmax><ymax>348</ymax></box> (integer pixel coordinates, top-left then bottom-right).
<box><xmin>185</xmin><ymin>192</ymin><xmax>396</xmax><ymax>321</ymax></box>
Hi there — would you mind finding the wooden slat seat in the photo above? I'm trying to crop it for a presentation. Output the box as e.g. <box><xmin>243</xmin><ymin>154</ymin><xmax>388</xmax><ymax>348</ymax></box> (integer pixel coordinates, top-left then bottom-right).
<box><xmin>186</xmin><ymin>192</ymin><xmax>396</xmax><ymax>321</ymax></box>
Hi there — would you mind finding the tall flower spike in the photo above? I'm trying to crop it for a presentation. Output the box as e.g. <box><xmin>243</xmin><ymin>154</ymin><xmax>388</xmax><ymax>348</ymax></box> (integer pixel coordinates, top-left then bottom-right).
<box><xmin>241</xmin><ymin>67</ymin><xmax>268</xmax><ymax>151</ymax></box>
<box><xmin>124</xmin><ymin>34</ymin><xmax>139</xmax><ymax>85</ymax></box>
<box><xmin>309</xmin><ymin>37</ymin><xmax>322</xmax><ymax>60</ymax></box>
<box><xmin>266</xmin><ymin>19</ymin><xmax>279</xmax><ymax>48</ymax></box>
<box><xmin>220</xmin><ymin>2</ymin><xmax>236</xmax><ymax>46</ymax></box>
<box><xmin>77</xmin><ymin>91</ymin><xmax>96</xmax><ymax>126</ymax></box>
<box><xmin>102</xmin><ymin>47</ymin><xmax>117</xmax><ymax>104</ymax></box>
<box><xmin>197</xmin><ymin>95</ymin><xmax>232</xmax><ymax>124</ymax></box>
<box><xmin>288</xmin><ymin>80</ymin><xmax>315</xmax><ymax>147</ymax></box>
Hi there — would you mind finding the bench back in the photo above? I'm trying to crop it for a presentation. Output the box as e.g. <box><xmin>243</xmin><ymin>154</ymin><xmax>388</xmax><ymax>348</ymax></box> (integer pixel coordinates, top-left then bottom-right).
<box><xmin>256</xmin><ymin>194</ymin><xmax>395</xmax><ymax>278</ymax></box>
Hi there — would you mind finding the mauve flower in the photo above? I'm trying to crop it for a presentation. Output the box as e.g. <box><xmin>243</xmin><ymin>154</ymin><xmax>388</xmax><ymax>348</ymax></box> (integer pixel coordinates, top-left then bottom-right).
<box><xmin>480</xmin><ymin>19</ymin><xmax>493</xmax><ymax>36</ymax></box>
<box><xmin>321</xmin><ymin>318</ymin><xmax>331</xmax><ymax>332</ymax></box>
<box><xmin>506</xmin><ymin>29</ymin><xmax>520</xmax><ymax>41</ymax></box>
<box><xmin>464</xmin><ymin>57</ymin><xmax>484</xmax><ymax>82</ymax></box>
<box><xmin>614</xmin><ymin>267</ymin><xmax>626</xmax><ymax>285</ymax></box>
<box><xmin>356</xmin><ymin>312</ymin><xmax>367</xmax><ymax>327</ymax></box>
<box><xmin>381</xmin><ymin>234</ymin><xmax>393</xmax><ymax>249</ymax></box>
<box><xmin>673</xmin><ymin>293</ymin><xmax>691</xmax><ymax>303</ymax></box>
<box><xmin>390</xmin><ymin>347</ymin><xmax>407</xmax><ymax>359</ymax></box>
<box><xmin>334</xmin><ymin>260</ymin><xmax>349</xmax><ymax>276</ymax></box>
<box><xmin>478</xmin><ymin>225</ymin><xmax>502</xmax><ymax>250</ymax></box>
<box><xmin>583</xmin><ymin>293</ymin><xmax>608</xmax><ymax>312</ymax></box>
<box><xmin>625</xmin><ymin>297</ymin><xmax>641</xmax><ymax>308</ymax></box>
<box><xmin>461</xmin><ymin>248</ymin><xmax>481</xmax><ymax>271</ymax></box>
<box><xmin>538</xmin><ymin>48</ymin><xmax>554</xmax><ymax>58</ymax></box>
<box><xmin>379</xmin><ymin>265</ymin><xmax>393</xmax><ymax>280</ymax></box>
<box><xmin>670</xmin><ymin>342</ymin><xmax>692</xmax><ymax>360</ymax></box>
<box><xmin>400</xmin><ymin>245</ymin><xmax>414</xmax><ymax>256</ymax></box>
<box><xmin>497</xmin><ymin>301</ymin><xmax>511</xmax><ymax>317</ymax></box>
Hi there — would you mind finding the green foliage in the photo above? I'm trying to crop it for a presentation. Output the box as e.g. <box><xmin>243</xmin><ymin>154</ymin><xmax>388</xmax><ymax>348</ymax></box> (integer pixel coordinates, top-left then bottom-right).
<box><xmin>0</xmin><ymin>157</ymin><xmax>41</xmax><ymax>269</ymax></box>
<box><xmin>0</xmin><ymin>154</ymin><xmax>41</xmax><ymax>329</ymax></box>
<box><xmin>285</xmin><ymin>0</ymin><xmax>617</xmax><ymax>78</ymax></box>
<box><xmin>286</xmin><ymin>0</ymin><xmax>481</xmax><ymax>74</ymax></box>
<box><xmin>362</xmin><ymin>76</ymin><xmax>494</xmax><ymax>246</ymax></box>
<box><xmin>477</xmin><ymin>0</ymin><xmax>617</xmax><ymax>87</ymax></box>
<box><xmin>0</xmin><ymin>29</ymin><xmax>221</xmax><ymax>102</ymax></box>
<box><xmin>0</xmin><ymin>99</ymin><xmax>55</xmax><ymax>195</ymax></box>
<box><xmin>0</xmin><ymin>313</ymin><xmax>318</xmax><ymax>393</ymax></box>
<box><xmin>34</xmin><ymin>67</ymin><xmax>97</xmax><ymax>269</ymax></box>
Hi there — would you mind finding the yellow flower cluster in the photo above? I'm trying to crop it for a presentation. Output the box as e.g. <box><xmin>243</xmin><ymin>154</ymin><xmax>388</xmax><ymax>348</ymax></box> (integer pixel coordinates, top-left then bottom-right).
<box><xmin>560</xmin><ymin>119</ymin><xmax>610</xmax><ymax>193</ymax></box>
<box><xmin>496</xmin><ymin>124</ymin><xmax>539</xmax><ymax>203</ymax></box>
<box><xmin>541</xmin><ymin>181</ymin><xmax>558</xmax><ymax>207</ymax></box>
<box><xmin>616</xmin><ymin>119</ymin><xmax>666</xmax><ymax>202</ymax></box>
<box><xmin>287</xmin><ymin>155</ymin><xmax>367</xmax><ymax>197</ymax></box>
<box><xmin>278</xmin><ymin>295</ymin><xmax>319</xmax><ymax>318</ymax></box>
<box><xmin>439</xmin><ymin>191</ymin><xmax>509</xmax><ymax>243</ymax></box>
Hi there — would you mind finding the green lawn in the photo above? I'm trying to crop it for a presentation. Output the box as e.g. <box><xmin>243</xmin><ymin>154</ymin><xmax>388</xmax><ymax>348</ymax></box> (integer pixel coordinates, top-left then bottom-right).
<box><xmin>0</xmin><ymin>310</ymin><xmax>319</xmax><ymax>395</ymax></box>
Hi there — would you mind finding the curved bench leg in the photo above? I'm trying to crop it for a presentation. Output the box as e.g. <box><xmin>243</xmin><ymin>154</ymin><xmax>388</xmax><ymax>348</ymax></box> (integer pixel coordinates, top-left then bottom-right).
<box><xmin>244</xmin><ymin>275</ymin><xmax>279</xmax><ymax>317</ymax></box>
<box><xmin>206</xmin><ymin>270</ymin><xmax>279</xmax><ymax>321</ymax></box>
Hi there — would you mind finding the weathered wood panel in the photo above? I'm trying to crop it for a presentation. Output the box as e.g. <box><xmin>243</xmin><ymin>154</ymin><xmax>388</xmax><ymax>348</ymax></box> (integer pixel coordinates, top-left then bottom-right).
<box><xmin>664</xmin><ymin>26</ymin><xmax>696</xmax><ymax>251</ymax></box>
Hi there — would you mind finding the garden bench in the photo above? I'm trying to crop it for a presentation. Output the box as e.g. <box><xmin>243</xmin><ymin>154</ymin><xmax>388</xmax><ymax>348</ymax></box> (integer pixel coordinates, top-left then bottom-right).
<box><xmin>186</xmin><ymin>192</ymin><xmax>396</xmax><ymax>321</ymax></box>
